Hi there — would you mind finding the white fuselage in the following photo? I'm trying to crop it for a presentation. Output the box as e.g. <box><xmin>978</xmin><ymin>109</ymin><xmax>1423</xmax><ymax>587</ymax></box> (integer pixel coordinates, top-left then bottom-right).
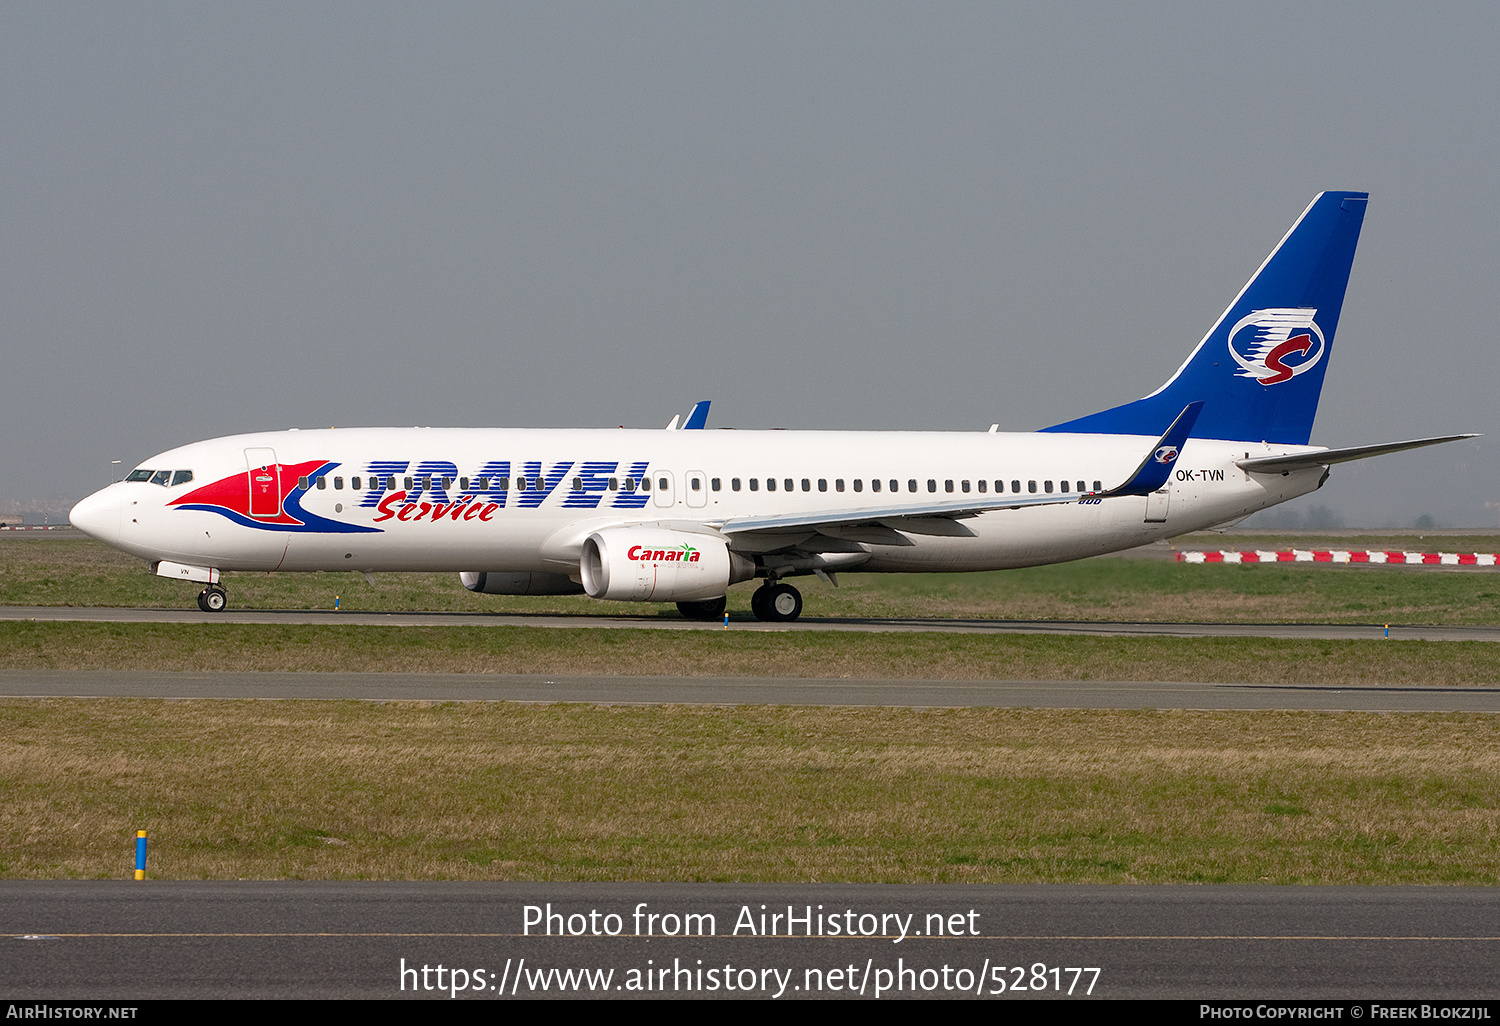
<box><xmin>71</xmin><ymin>426</ymin><xmax>1325</xmax><ymax>580</ymax></box>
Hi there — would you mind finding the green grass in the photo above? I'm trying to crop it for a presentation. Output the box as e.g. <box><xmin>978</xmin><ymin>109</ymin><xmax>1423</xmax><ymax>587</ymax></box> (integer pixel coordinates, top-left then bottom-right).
<box><xmin>2</xmin><ymin>621</ymin><xmax>1499</xmax><ymax>685</ymax></box>
<box><xmin>9</xmin><ymin>534</ymin><xmax>1500</xmax><ymax>624</ymax></box>
<box><xmin>3</xmin><ymin>700</ymin><xmax>1496</xmax><ymax>883</ymax></box>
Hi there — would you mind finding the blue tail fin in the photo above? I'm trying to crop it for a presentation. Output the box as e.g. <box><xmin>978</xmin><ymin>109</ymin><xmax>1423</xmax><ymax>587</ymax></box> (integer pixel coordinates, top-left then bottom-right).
<box><xmin>1042</xmin><ymin>191</ymin><xmax>1368</xmax><ymax>445</ymax></box>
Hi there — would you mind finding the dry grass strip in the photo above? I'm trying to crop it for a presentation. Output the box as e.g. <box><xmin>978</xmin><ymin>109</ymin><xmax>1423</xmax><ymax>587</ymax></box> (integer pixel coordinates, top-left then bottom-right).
<box><xmin>2</xmin><ymin>700</ymin><xmax>1496</xmax><ymax>883</ymax></box>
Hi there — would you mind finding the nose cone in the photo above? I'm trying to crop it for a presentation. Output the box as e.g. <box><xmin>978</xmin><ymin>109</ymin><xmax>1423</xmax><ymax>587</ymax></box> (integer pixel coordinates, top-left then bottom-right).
<box><xmin>70</xmin><ymin>486</ymin><xmax>121</xmax><ymax>547</ymax></box>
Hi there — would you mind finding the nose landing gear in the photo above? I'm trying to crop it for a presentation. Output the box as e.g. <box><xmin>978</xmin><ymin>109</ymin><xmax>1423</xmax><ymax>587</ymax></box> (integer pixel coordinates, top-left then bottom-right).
<box><xmin>750</xmin><ymin>582</ymin><xmax>802</xmax><ymax>623</ymax></box>
<box><xmin>196</xmin><ymin>586</ymin><xmax>227</xmax><ymax>612</ymax></box>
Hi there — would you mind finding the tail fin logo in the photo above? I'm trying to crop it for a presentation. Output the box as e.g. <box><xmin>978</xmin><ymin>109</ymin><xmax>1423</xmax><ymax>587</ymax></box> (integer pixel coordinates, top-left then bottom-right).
<box><xmin>1227</xmin><ymin>308</ymin><xmax>1325</xmax><ymax>386</ymax></box>
<box><xmin>1154</xmin><ymin>446</ymin><xmax>1179</xmax><ymax>464</ymax></box>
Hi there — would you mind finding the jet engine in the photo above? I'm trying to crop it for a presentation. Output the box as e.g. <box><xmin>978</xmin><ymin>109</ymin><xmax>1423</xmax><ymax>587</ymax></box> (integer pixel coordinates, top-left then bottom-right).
<box><xmin>459</xmin><ymin>571</ymin><xmax>584</xmax><ymax>595</ymax></box>
<box><xmin>580</xmin><ymin>527</ymin><xmax>754</xmax><ymax>602</ymax></box>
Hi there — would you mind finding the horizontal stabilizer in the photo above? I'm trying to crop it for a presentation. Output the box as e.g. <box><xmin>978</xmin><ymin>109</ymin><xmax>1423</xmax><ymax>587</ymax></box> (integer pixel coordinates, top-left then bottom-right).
<box><xmin>1235</xmin><ymin>434</ymin><xmax>1479</xmax><ymax>474</ymax></box>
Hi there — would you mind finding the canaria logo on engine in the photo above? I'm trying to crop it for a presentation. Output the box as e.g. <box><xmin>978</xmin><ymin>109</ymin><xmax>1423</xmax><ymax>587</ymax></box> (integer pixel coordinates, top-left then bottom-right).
<box><xmin>626</xmin><ymin>543</ymin><xmax>701</xmax><ymax>562</ymax></box>
<box><xmin>1227</xmin><ymin>307</ymin><xmax>1325</xmax><ymax>385</ymax></box>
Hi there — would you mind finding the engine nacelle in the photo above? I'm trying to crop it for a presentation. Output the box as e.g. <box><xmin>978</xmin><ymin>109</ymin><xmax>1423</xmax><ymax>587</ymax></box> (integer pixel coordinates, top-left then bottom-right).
<box><xmin>459</xmin><ymin>571</ymin><xmax>583</xmax><ymax>596</ymax></box>
<box><xmin>580</xmin><ymin>527</ymin><xmax>754</xmax><ymax>602</ymax></box>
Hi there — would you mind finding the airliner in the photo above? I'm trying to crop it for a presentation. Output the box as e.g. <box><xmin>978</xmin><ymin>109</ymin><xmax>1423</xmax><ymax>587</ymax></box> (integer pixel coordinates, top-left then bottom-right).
<box><xmin>69</xmin><ymin>191</ymin><xmax>1472</xmax><ymax>621</ymax></box>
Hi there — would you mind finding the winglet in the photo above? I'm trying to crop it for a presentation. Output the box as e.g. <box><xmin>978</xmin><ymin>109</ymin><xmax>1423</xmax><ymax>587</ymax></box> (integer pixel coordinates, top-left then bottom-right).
<box><xmin>1097</xmin><ymin>402</ymin><xmax>1203</xmax><ymax>497</ymax></box>
<box><xmin>683</xmin><ymin>401</ymin><xmax>711</xmax><ymax>430</ymax></box>
<box><xmin>664</xmin><ymin>414</ymin><xmax>681</xmax><ymax>431</ymax></box>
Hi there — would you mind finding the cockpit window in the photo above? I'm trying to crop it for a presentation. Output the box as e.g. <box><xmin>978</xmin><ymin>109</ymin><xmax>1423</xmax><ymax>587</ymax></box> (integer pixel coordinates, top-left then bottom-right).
<box><xmin>127</xmin><ymin>468</ymin><xmax>194</xmax><ymax>486</ymax></box>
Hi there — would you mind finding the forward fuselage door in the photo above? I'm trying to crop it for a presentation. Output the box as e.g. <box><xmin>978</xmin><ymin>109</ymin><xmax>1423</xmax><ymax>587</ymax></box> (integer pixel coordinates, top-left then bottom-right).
<box><xmin>245</xmin><ymin>447</ymin><xmax>281</xmax><ymax>519</ymax></box>
<box><xmin>685</xmin><ymin>470</ymin><xmax>707</xmax><ymax>509</ymax></box>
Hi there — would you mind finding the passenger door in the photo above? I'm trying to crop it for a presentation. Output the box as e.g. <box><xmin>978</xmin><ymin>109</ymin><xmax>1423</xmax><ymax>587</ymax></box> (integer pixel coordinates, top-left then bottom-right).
<box><xmin>1144</xmin><ymin>487</ymin><xmax>1170</xmax><ymax>523</ymax></box>
<box><xmin>245</xmin><ymin>448</ymin><xmax>281</xmax><ymax>519</ymax></box>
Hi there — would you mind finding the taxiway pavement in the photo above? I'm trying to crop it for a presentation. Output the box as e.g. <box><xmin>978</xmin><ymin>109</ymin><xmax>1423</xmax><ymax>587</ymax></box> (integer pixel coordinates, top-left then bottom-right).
<box><xmin>6</xmin><ymin>882</ymin><xmax>1499</xmax><ymax>999</ymax></box>
<box><xmin>3</xmin><ymin>604</ymin><xmax>1496</xmax><ymax>642</ymax></box>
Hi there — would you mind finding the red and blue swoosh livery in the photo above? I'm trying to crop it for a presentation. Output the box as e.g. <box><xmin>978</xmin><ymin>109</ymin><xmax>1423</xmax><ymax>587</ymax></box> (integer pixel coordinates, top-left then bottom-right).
<box><xmin>169</xmin><ymin>461</ymin><xmax>379</xmax><ymax>533</ymax></box>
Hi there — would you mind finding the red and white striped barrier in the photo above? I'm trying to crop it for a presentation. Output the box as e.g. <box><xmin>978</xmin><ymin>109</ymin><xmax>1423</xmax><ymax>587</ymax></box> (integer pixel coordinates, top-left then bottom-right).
<box><xmin>1178</xmin><ymin>549</ymin><xmax>1499</xmax><ymax>566</ymax></box>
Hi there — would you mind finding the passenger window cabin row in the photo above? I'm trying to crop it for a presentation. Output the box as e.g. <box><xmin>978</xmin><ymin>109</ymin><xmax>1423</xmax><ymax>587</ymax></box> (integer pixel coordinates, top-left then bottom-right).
<box><xmin>296</xmin><ymin>473</ymin><xmax>1104</xmax><ymax>496</ymax></box>
<box><xmin>129</xmin><ymin>467</ymin><xmax>1103</xmax><ymax>498</ymax></box>
<box><xmin>715</xmin><ymin>477</ymin><xmax>1103</xmax><ymax>495</ymax></box>
<box><xmin>305</xmin><ymin>475</ymin><xmax>663</xmax><ymax>492</ymax></box>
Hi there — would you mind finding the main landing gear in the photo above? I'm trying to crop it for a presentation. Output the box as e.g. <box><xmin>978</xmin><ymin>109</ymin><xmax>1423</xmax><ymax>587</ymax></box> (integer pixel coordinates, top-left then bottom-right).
<box><xmin>678</xmin><ymin>584</ymin><xmax>803</xmax><ymax>623</ymax></box>
<box><xmin>196</xmin><ymin>586</ymin><xmax>227</xmax><ymax>612</ymax></box>
<box><xmin>750</xmin><ymin>582</ymin><xmax>802</xmax><ymax>623</ymax></box>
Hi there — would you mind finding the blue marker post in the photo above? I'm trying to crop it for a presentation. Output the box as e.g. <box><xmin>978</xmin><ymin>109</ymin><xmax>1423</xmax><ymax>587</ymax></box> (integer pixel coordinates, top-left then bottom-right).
<box><xmin>1385</xmin><ymin>624</ymin><xmax>1390</xmax><ymax>639</ymax></box>
<box><xmin>134</xmin><ymin>830</ymin><xmax>148</xmax><ymax>880</ymax></box>
<box><xmin>723</xmin><ymin>611</ymin><xmax>729</xmax><ymax>631</ymax></box>
<box><xmin>335</xmin><ymin>594</ymin><xmax>340</xmax><ymax>611</ymax></box>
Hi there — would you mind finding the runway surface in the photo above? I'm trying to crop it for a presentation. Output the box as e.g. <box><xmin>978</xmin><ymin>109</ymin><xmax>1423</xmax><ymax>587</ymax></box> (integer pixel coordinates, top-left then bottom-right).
<box><xmin>4</xmin><ymin>604</ymin><xmax>1499</xmax><ymax>642</ymax></box>
<box><xmin>6</xmin><ymin>882</ymin><xmax>1499</xmax><ymax>999</ymax></box>
<box><xmin>3</xmin><ymin>669</ymin><xmax>1499</xmax><ymax>711</ymax></box>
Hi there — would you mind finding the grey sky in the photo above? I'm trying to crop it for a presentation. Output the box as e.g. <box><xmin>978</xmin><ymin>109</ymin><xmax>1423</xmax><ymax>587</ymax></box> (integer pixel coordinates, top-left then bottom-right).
<box><xmin>4</xmin><ymin>3</ymin><xmax>1497</xmax><ymax>526</ymax></box>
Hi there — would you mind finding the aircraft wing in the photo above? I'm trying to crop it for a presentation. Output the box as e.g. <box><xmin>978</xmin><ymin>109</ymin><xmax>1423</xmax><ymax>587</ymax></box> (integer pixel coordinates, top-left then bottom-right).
<box><xmin>1235</xmin><ymin>434</ymin><xmax>1478</xmax><ymax>474</ymax></box>
<box><xmin>712</xmin><ymin>403</ymin><xmax>1205</xmax><ymax>540</ymax></box>
<box><xmin>712</xmin><ymin>491</ymin><xmax>1077</xmax><ymax>537</ymax></box>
